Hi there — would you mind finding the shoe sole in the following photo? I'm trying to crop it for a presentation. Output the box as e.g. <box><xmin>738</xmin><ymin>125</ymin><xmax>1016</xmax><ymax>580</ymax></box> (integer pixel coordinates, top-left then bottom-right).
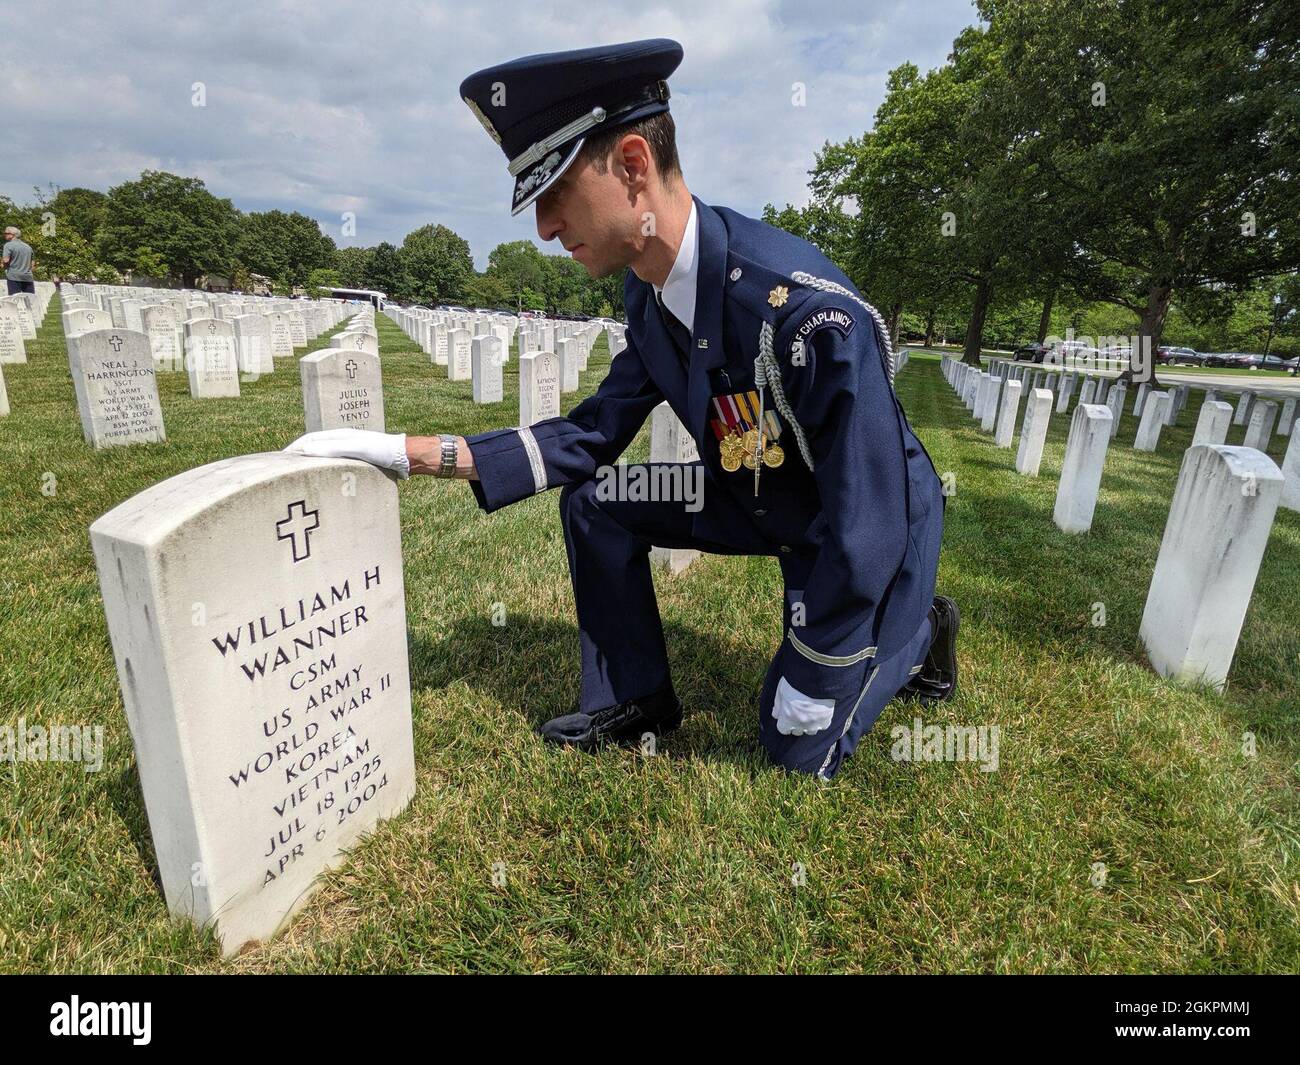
<box><xmin>544</xmin><ymin>705</ymin><xmax>684</xmax><ymax>753</ymax></box>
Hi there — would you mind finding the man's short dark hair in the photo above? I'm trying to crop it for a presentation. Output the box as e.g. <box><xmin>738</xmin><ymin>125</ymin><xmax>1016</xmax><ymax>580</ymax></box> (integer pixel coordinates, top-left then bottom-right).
<box><xmin>577</xmin><ymin>111</ymin><xmax>681</xmax><ymax>183</ymax></box>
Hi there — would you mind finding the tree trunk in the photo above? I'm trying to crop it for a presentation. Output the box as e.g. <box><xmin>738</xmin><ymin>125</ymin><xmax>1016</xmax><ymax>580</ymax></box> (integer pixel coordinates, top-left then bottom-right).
<box><xmin>1036</xmin><ymin>288</ymin><xmax>1055</xmax><ymax>344</ymax></box>
<box><xmin>888</xmin><ymin>301</ymin><xmax>903</xmax><ymax>349</ymax></box>
<box><xmin>1263</xmin><ymin>313</ymin><xmax>1277</xmax><ymax>356</ymax></box>
<box><xmin>1120</xmin><ymin>281</ymin><xmax>1171</xmax><ymax>386</ymax></box>
<box><xmin>962</xmin><ymin>278</ymin><xmax>992</xmax><ymax>366</ymax></box>
<box><xmin>924</xmin><ymin>307</ymin><xmax>936</xmax><ymax>347</ymax></box>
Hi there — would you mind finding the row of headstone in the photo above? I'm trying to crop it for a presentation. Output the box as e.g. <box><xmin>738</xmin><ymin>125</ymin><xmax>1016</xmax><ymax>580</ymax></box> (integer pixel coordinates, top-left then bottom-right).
<box><xmin>960</xmin><ymin>357</ymin><xmax>1300</xmax><ymax>467</ymax></box>
<box><xmin>59</xmin><ymin>285</ymin><xmax>355</xmax><ymax>381</ymax></box>
<box><xmin>388</xmin><ymin>304</ymin><xmax>626</xmax><ymax>388</ymax></box>
<box><xmin>0</xmin><ymin>290</ymin><xmax>52</xmax><ymax>415</ymax></box>
<box><xmin>385</xmin><ymin>301</ymin><xmax>616</xmax><ymax>418</ymax></box>
<box><xmin>984</xmin><ymin>357</ymin><xmax>1298</xmax><ymax>449</ymax></box>
<box><xmin>940</xmin><ymin>354</ymin><xmax>1298</xmax><ymax>694</ymax></box>
<box><xmin>50</xmin><ymin>297</ymin><xmax>361</xmax><ymax>445</ymax></box>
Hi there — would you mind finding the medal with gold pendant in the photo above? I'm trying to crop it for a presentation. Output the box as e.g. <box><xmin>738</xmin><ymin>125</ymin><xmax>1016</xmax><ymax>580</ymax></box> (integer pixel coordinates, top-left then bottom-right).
<box><xmin>711</xmin><ymin>391</ymin><xmax>786</xmax><ymax>480</ymax></box>
<box><xmin>719</xmin><ymin>431</ymin><xmax>744</xmax><ymax>472</ymax></box>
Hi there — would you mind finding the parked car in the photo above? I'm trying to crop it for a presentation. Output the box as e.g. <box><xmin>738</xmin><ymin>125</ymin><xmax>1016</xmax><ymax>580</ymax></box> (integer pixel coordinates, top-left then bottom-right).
<box><xmin>1284</xmin><ymin>356</ymin><xmax>1299</xmax><ymax>375</ymax></box>
<box><xmin>1202</xmin><ymin>352</ymin><xmax>1246</xmax><ymax>367</ymax></box>
<box><xmin>1251</xmin><ymin>354</ymin><xmax>1289</xmax><ymax>371</ymax></box>
<box><xmin>1155</xmin><ymin>345</ymin><xmax>1203</xmax><ymax>366</ymax></box>
<box><xmin>1012</xmin><ymin>343</ymin><xmax>1049</xmax><ymax>363</ymax></box>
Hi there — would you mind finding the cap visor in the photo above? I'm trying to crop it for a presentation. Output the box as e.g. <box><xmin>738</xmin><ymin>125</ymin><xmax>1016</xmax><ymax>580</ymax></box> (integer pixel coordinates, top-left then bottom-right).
<box><xmin>510</xmin><ymin>138</ymin><xmax>584</xmax><ymax>216</ymax></box>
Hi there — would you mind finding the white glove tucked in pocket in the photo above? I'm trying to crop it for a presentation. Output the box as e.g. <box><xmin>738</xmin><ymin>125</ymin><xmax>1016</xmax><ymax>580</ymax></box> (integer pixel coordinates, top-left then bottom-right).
<box><xmin>772</xmin><ymin>677</ymin><xmax>836</xmax><ymax>736</ymax></box>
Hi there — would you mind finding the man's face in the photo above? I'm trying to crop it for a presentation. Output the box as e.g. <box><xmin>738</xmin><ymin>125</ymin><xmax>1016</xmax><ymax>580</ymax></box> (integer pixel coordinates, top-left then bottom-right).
<box><xmin>533</xmin><ymin>151</ymin><xmax>641</xmax><ymax>279</ymax></box>
<box><xmin>3</xmin><ymin>231</ymin><xmax>15</xmax><ymax>242</ymax></box>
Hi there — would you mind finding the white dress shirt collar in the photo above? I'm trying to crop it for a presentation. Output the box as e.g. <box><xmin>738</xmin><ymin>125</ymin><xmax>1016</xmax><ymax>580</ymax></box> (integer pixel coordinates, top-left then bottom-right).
<box><xmin>652</xmin><ymin>199</ymin><xmax>698</xmax><ymax>333</ymax></box>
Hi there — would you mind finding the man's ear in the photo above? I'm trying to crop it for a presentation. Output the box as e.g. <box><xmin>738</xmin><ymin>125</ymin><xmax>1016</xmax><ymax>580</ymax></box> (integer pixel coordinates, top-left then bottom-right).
<box><xmin>616</xmin><ymin>133</ymin><xmax>652</xmax><ymax>193</ymax></box>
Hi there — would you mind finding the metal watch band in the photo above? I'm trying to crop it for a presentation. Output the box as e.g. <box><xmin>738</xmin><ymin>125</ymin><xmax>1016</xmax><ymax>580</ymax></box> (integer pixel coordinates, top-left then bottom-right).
<box><xmin>438</xmin><ymin>434</ymin><xmax>459</xmax><ymax>477</ymax></box>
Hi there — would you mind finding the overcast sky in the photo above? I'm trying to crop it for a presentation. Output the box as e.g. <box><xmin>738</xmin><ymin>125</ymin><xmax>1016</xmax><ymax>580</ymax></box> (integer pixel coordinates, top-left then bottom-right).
<box><xmin>2</xmin><ymin>0</ymin><xmax>979</xmax><ymax>269</ymax></box>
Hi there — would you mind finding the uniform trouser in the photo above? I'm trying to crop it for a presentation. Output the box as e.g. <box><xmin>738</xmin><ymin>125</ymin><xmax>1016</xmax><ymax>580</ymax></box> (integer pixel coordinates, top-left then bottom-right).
<box><xmin>559</xmin><ymin>463</ymin><xmax>932</xmax><ymax>778</ymax></box>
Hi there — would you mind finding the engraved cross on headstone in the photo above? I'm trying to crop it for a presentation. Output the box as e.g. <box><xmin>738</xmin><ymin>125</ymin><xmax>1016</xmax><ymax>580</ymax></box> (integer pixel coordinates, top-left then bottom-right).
<box><xmin>345</xmin><ymin>359</ymin><xmax>358</xmax><ymax>380</ymax></box>
<box><xmin>275</xmin><ymin>500</ymin><xmax>320</xmax><ymax>563</ymax></box>
<box><xmin>109</xmin><ymin>335</ymin><xmax>124</xmax><ymax>351</ymax></box>
<box><xmin>354</xmin><ymin>336</ymin><xmax>365</xmax><ymax>350</ymax></box>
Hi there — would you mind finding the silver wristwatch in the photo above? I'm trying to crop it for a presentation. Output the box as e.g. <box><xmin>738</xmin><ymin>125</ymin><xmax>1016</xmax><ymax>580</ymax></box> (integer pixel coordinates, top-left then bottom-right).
<box><xmin>438</xmin><ymin>434</ymin><xmax>459</xmax><ymax>477</ymax></box>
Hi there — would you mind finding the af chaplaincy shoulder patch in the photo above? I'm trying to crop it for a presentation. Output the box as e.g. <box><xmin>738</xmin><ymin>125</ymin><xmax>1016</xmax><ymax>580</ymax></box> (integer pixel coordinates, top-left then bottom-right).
<box><xmin>789</xmin><ymin>304</ymin><xmax>855</xmax><ymax>364</ymax></box>
<box><xmin>793</xmin><ymin>305</ymin><xmax>855</xmax><ymax>346</ymax></box>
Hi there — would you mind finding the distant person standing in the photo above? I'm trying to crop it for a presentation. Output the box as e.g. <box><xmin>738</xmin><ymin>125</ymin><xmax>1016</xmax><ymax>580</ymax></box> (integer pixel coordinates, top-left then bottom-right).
<box><xmin>3</xmin><ymin>226</ymin><xmax>36</xmax><ymax>295</ymax></box>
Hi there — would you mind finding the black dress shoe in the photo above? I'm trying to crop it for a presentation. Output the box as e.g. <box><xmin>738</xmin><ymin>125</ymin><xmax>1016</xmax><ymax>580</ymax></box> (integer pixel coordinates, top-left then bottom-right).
<box><xmin>540</xmin><ymin>685</ymin><xmax>683</xmax><ymax>752</ymax></box>
<box><xmin>899</xmin><ymin>596</ymin><xmax>959</xmax><ymax>704</ymax></box>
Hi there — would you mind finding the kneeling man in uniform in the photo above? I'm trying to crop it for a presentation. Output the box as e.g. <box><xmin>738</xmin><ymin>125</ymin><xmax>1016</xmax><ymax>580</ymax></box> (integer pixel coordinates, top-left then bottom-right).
<box><xmin>287</xmin><ymin>39</ymin><xmax>958</xmax><ymax>779</ymax></box>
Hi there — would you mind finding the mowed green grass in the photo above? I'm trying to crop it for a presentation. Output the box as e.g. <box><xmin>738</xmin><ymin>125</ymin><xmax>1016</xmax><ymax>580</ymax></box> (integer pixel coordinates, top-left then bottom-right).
<box><xmin>1</xmin><ymin>301</ymin><xmax>1297</xmax><ymax>974</ymax></box>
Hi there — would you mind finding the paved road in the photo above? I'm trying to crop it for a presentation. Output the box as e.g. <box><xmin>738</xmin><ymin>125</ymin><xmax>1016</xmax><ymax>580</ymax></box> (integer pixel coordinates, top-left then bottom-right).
<box><xmin>907</xmin><ymin>349</ymin><xmax>1300</xmax><ymax>397</ymax></box>
<box><xmin>1144</xmin><ymin>370</ymin><xmax>1300</xmax><ymax>396</ymax></box>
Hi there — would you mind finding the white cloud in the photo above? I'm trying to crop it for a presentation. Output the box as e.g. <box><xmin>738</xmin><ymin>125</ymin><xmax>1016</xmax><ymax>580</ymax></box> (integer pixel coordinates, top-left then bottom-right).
<box><xmin>0</xmin><ymin>0</ymin><xmax>976</xmax><ymax>267</ymax></box>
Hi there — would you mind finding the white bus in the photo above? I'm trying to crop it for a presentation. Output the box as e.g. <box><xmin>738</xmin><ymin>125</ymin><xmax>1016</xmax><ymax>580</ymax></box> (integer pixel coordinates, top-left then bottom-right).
<box><xmin>324</xmin><ymin>287</ymin><xmax>387</xmax><ymax>310</ymax></box>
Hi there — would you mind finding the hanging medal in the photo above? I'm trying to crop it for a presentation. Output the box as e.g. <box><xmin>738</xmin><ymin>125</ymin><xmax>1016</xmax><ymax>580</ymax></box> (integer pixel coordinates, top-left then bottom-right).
<box><xmin>710</xmin><ymin>390</ymin><xmax>785</xmax><ymax>486</ymax></box>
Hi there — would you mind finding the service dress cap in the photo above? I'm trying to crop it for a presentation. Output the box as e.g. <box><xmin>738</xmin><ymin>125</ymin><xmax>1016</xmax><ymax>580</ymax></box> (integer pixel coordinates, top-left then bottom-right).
<box><xmin>460</xmin><ymin>38</ymin><xmax>684</xmax><ymax>215</ymax></box>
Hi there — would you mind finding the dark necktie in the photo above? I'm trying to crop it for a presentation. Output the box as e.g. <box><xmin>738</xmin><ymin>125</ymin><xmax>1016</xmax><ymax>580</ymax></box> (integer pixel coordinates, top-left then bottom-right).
<box><xmin>656</xmin><ymin>291</ymin><xmax>691</xmax><ymax>367</ymax></box>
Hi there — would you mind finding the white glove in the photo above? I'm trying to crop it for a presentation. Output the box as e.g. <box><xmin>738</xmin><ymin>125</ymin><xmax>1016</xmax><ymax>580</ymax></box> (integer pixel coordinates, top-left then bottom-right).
<box><xmin>772</xmin><ymin>677</ymin><xmax>836</xmax><ymax>736</ymax></box>
<box><xmin>283</xmin><ymin>428</ymin><xmax>410</xmax><ymax>479</ymax></box>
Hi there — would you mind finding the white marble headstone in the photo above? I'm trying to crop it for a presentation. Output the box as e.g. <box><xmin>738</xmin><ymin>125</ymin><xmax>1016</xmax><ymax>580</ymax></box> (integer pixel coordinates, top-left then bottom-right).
<box><xmin>233</xmin><ymin>315</ymin><xmax>274</xmax><ymax>376</ymax></box>
<box><xmin>471</xmin><ymin>334</ymin><xmax>504</xmax><ymax>404</ymax></box>
<box><xmin>329</xmin><ymin>331</ymin><xmax>379</xmax><ymax>358</ymax></box>
<box><xmin>184</xmin><ymin>318</ymin><xmax>241</xmax><ymax>399</ymax></box>
<box><xmin>141</xmin><ymin>305</ymin><xmax>182</xmax><ymax>371</ymax></box>
<box><xmin>519</xmin><ymin>351</ymin><xmax>560</xmax><ymax>427</ymax></box>
<box><xmin>648</xmin><ymin>402</ymin><xmax>701</xmax><ymax>574</ymax></box>
<box><xmin>90</xmin><ymin>454</ymin><xmax>415</xmax><ymax>954</ymax></box>
<box><xmin>557</xmin><ymin>338</ymin><xmax>580</xmax><ymax>393</ymax></box>
<box><xmin>448</xmin><ymin>329</ymin><xmax>472</xmax><ymax>381</ymax></box>
<box><xmin>268</xmin><ymin>312</ymin><xmax>295</xmax><ymax>359</ymax></box>
<box><xmin>1139</xmin><ymin>446</ymin><xmax>1283</xmax><ymax>691</ymax></box>
<box><xmin>1015</xmin><ymin>387</ymin><xmax>1053</xmax><ymax>476</ymax></box>
<box><xmin>0</xmin><ymin>302</ymin><xmax>27</xmax><ymax>363</ymax></box>
<box><xmin>70</xmin><ymin>329</ymin><xmax>166</xmax><ymax>448</ymax></box>
<box><xmin>1053</xmin><ymin>403</ymin><xmax>1112</xmax><ymax>533</ymax></box>
<box><xmin>300</xmin><ymin>348</ymin><xmax>385</xmax><ymax>432</ymax></box>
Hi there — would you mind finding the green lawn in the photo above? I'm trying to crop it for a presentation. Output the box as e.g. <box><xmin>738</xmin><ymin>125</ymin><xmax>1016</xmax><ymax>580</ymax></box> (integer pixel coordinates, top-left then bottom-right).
<box><xmin>1</xmin><ymin>304</ymin><xmax>1297</xmax><ymax>973</ymax></box>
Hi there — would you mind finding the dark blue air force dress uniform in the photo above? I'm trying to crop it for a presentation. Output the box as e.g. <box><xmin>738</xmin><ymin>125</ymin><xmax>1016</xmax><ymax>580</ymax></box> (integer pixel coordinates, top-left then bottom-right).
<box><xmin>464</xmin><ymin>198</ymin><xmax>945</xmax><ymax>778</ymax></box>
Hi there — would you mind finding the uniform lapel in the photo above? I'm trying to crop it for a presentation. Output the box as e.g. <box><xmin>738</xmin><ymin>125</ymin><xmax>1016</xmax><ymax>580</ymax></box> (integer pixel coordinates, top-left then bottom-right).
<box><xmin>688</xmin><ymin>198</ymin><xmax>728</xmax><ymax>444</ymax></box>
<box><xmin>638</xmin><ymin>277</ymin><xmax>687</xmax><ymax>392</ymax></box>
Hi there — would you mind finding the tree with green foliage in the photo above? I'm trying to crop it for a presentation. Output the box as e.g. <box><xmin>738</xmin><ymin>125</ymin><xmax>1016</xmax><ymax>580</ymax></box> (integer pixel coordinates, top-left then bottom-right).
<box><xmin>3</xmin><ymin>187</ymin><xmax>117</xmax><ymax>282</ymax></box>
<box><xmin>364</xmin><ymin>242</ymin><xmax>410</xmax><ymax>301</ymax></box>
<box><xmin>400</xmin><ymin>224</ymin><xmax>473</xmax><ymax>305</ymax></box>
<box><xmin>462</xmin><ymin>272</ymin><xmax>514</xmax><ymax>309</ymax></box>
<box><xmin>985</xmin><ymin>0</ymin><xmax>1300</xmax><ymax>372</ymax></box>
<box><xmin>305</xmin><ymin>267</ymin><xmax>341</xmax><ymax>299</ymax></box>
<box><xmin>44</xmin><ymin>186</ymin><xmax>109</xmax><ymax>245</ymax></box>
<box><xmin>539</xmin><ymin>255</ymin><xmax>591</xmax><ymax>314</ymax></box>
<box><xmin>335</xmin><ymin>246</ymin><xmax>373</xmax><ymax>288</ymax></box>
<box><xmin>97</xmin><ymin>170</ymin><xmax>240</xmax><ymax>287</ymax></box>
<box><xmin>485</xmin><ymin>240</ymin><xmax>548</xmax><ymax>306</ymax></box>
<box><xmin>234</xmin><ymin>209</ymin><xmax>336</xmax><ymax>288</ymax></box>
